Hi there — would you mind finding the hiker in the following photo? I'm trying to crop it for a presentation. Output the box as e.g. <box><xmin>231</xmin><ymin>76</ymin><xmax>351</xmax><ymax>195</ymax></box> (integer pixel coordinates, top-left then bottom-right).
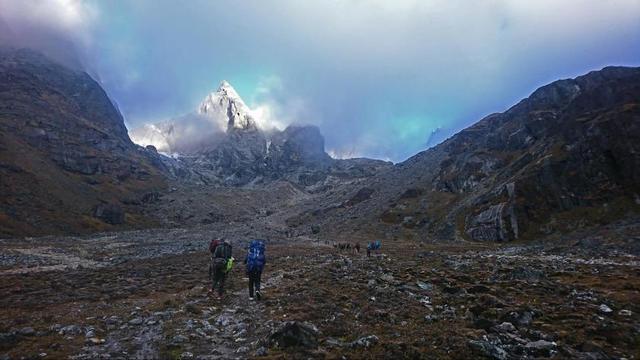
<box><xmin>210</xmin><ymin>239</ymin><xmax>233</xmax><ymax>298</ymax></box>
<box><xmin>208</xmin><ymin>238</ymin><xmax>222</xmax><ymax>280</ymax></box>
<box><xmin>366</xmin><ymin>243</ymin><xmax>371</xmax><ymax>257</ymax></box>
<box><xmin>244</xmin><ymin>240</ymin><xmax>266</xmax><ymax>300</ymax></box>
<box><xmin>354</xmin><ymin>243</ymin><xmax>360</xmax><ymax>254</ymax></box>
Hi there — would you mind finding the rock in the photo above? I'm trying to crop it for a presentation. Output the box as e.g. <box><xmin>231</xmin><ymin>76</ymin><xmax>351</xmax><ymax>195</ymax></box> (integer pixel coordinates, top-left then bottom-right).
<box><xmin>268</xmin><ymin>321</ymin><xmax>319</xmax><ymax>349</ymax></box>
<box><xmin>380</xmin><ymin>274</ymin><xmax>394</xmax><ymax>283</ymax></box>
<box><xmin>235</xmin><ymin>346</ymin><xmax>249</xmax><ymax>353</ymax></box>
<box><xmin>525</xmin><ymin>340</ymin><xmax>557</xmax><ymax>356</ymax></box>
<box><xmin>87</xmin><ymin>338</ymin><xmax>105</xmax><ymax>345</ymax></box>
<box><xmin>465</xmin><ymin>203</ymin><xmax>517</xmax><ymax>242</ymax></box>
<box><xmin>345</xmin><ymin>187</ymin><xmax>375</xmax><ymax>207</ymax></box>
<box><xmin>468</xmin><ymin>339</ymin><xmax>508</xmax><ymax>360</ymax></box>
<box><xmin>254</xmin><ymin>346</ymin><xmax>268</xmax><ymax>356</ymax></box>
<box><xmin>598</xmin><ymin>304</ymin><xmax>613</xmax><ymax>314</ymax></box>
<box><xmin>618</xmin><ymin>309</ymin><xmax>632</xmax><ymax>316</ymax></box>
<box><xmin>59</xmin><ymin>325</ymin><xmax>82</xmax><ymax>336</ymax></box>
<box><xmin>424</xmin><ymin>315</ymin><xmax>439</xmax><ymax>323</ymax></box>
<box><xmin>350</xmin><ymin>335</ymin><xmax>379</xmax><ymax>348</ymax></box>
<box><xmin>93</xmin><ymin>203</ymin><xmax>125</xmax><ymax>225</ymax></box>
<box><xmin>179</xmin><ymin>351</ymin><xmax>194</xmax><ymax>359</ymax></box>
<box><xmin>0</xmin><ymin>332</ymin><xmax>17</xmax><ymax>347</ymax></box>
<box><xmin>501</xmin><ymin>310</ymin><xmax>534</xmax><ymax>327</ymax></box>
<box><xmin>508</xmin><ymin>267</ymin><xmax>545</xmax><ymax>282</ymax></box>
<box><xmin>216</xmin><ymin>313</ymin><xmax>234</xmax><ymax>327</ymax></box>
<box><xmin>105</xmin><ymin>316</ymin><xmax>121</xmax><ymax>325</ymax></box>
<box><xmin>416</xmin><ymin>281</ymin><xmax>433</xmax><ymax>291</ymax></box>
<box><xmin>18</xmin><ymin>327</ymin><xmax>35</xmax><ymax>336</ymax></box>
<box><xmin>172</xmin><ymin>335</ymin><xmax>189</xmax><ymax>344</ymax></box>
<box><xmin>493</xmin><ymin>322</ymin><xmax>517</xmax><ymax>334</ymax></box>
<box><xmin>128</xmin><ymin>318</ymin><xmax>144</xmax><ymax>325</ymax></box>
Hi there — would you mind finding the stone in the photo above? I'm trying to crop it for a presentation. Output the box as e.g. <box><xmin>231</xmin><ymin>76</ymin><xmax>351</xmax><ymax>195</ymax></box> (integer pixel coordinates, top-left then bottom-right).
<box><xmin>493</xmin><ymin>322</ymin><xmax>517</xmax><ymax>334</ymax></box>
<box><xmin>172</xmin><ymin>335</ymin><xmax>189</xmax><ymax>344</ymax></box>
<box><xmin>254</xmin><ymin>346</ymin><xmax>268</xmax><ymax>356</ymax></box>
<box><xmin>598</xmin><ymin>304</ymin><xmax>613</xmax><ymax>314</ymax></box>
<box><xmin>468</xmin><ymin>340</ymin><xmax>508</xmax><ymax>360</ymax></box>
<box><xmin>525</xmin><ymin>340</ymin><xmax>557</xmax><ymax>356</ymax></box>
<box><xmin>618</xmin><ymin>309</ymin><xmax>632</xmax><ymax>316</ymax></box>
<box><xmin>93</xmin><ymin>203</ymin><xmax>125</xmax><ymax>225</ymax></box>
<box><xmin>416</xmin><ymin>281</ymin><xmax>433</xmax><ymax>291</ymax></box>
<box><xmin>128</xmin><ymin>318</ymin><xmax>144</xmax><ymax>325</ymax></box>
<box><xmin>424</xmin><ymin>315</ymin><xmax>439</xmax><ymax>323</ymax></box>
<box><xmin>350</xmin><ymin>335</ymin><xmax>379</xmax><ymax>348</ymax></box>
<box><xmin>268</xmin><ymin>321</ymin><xmax>319</xmax><ymax>349</ymax></box>
<box><xmin>59</xmin><ymin>325</ymin><xmax>82</xmax><ymax>336</ymax></box>
<box><xmin>18</xmin><ymin>327</ymin><xmax>35</xmax><ymax>336</ymax></box>
<box><xmin>0</xmin><ymin>332</ymin><xmax>17</xmax><ymax>346</ymax></box>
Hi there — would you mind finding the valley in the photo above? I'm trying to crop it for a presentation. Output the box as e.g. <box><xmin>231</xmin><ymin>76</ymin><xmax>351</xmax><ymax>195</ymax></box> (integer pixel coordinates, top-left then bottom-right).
<box><xmin>0</xmin><ymin>47</ymin><xmax>639</xmax><ymax>359</ymax></box>
<box><xmin>0</xmin><ymin>219</ymin><xmax>639</xmax><ymax>359</ymax></box>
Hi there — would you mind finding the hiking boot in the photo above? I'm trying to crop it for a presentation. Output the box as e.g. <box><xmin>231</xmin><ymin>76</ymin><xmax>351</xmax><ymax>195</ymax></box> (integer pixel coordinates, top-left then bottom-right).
<box><xmin>255</xmin><ymin>291</ymin><xmax>262</xmax><ymax>300</ymax></box>
<box><xmin>249</xmin><ymin>297</ymin><xmax>255</xmax><ymax>301</ymax></box>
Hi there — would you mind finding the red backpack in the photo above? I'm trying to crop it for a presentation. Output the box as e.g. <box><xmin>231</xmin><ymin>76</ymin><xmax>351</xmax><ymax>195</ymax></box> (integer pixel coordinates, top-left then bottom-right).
<box><xmin>209</xmin><ymin>239</ymin><xmax>221</xmax><ymax>254</ymax></box>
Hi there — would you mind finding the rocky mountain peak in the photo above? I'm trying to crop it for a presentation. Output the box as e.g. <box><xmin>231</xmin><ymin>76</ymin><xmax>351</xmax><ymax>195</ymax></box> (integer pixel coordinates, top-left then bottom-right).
<box><xmin>197</xmin><ymin>80</ymin><xmax>257</xmax><ymax>132</ymax></box>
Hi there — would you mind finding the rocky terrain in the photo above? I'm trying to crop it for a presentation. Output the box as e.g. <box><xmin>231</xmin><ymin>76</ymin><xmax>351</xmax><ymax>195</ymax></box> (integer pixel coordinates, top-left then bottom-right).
<box><xmin>0</xmin><ymin>219</ymin><xmax>639</xmax><ymax>359</ymax></box>
<box><xmin>0</xmin><ymin>47</ymin><xmax>165</xmax><ymax>237</ymax></box>
<box><xmin>1</xmin><ymin>47</ymin><xmax>639</xmax><ymax>358</ymax></box>
<box><xmin>281</xmin><ymin>67</ymin><xmax>640</xmax><ymax>244</ymax></box>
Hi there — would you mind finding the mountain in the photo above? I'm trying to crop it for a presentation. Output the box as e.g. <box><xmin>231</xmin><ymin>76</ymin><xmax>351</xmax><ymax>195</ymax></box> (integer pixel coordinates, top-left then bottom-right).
<box><xmin>0</xmin><ymin>47</ymin><xmax>166</xmax><ymax>237</ymax></box>
<box><xmin>285</xmin><ymin>66</ymin><xmax>640</xmax><ymax>242</ymax></box>
<box><xmin>132</xmin><ymin>81</ymin><xmax>392</xmax><ymax>187</ymax></box>
<box><xmin>129</xmin><ymin>80</ymin><xmax>258</xmax><ymax>155</ymax></box>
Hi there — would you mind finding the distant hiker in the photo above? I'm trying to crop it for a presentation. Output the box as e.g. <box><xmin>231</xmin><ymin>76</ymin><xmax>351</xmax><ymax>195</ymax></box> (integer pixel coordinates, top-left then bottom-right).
<box><xmin>210</xmin><ymin>239</ymin><xmax>233</xmax><ymax>298</ymax></box>
<box><xmin>244</xmin><ymin>240</ymin><xmax>266</xmax><ymax>300</ymax></box>
<box><xmin>366</xmin><ymin>240</ymin><xmax>381</xmax><ymax>257</ymax></box>
<box><xmin>354</xmin><ymin>243</ymin><xmax>360</xmax><ymax>254</ymax></box>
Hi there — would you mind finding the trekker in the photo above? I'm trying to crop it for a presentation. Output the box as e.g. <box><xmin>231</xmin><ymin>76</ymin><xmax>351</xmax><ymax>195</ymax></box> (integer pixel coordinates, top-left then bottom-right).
<box><xmin>208</xmin><ymin>238</ymin><xmax>222</xmax><ymax>284</ymax></box>
<box><xmin>210</xmin><ymin>239</ymin><xmax>233</xmax><ymax>298</ymax></box>
<box><xmin>244</xmin><ymin>239</ymin><xmax>266</xmax><ymax>300</ymax></box>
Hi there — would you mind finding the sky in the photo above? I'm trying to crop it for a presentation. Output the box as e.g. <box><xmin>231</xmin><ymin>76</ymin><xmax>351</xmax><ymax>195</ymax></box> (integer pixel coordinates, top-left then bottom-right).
<box><xmin>1</xmin><ymin>0</ymin><xmax>639</xmax><ymax>162</ymax></box>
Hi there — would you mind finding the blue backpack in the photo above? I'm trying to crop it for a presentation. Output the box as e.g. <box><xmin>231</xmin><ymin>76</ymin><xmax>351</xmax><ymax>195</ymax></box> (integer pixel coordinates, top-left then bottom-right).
<box><xmin>246</xmin><ymin>240</ymin><xmax>266</xmax><ymax>272</ymax></box>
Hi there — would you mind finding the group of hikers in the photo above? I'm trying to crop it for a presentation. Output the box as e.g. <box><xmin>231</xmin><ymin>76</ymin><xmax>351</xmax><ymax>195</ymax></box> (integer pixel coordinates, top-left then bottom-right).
<box><xmin>208</xmin><ymin>238</ymin><xmax>266</xmax><ymax>300</ymax></box>
<box><xmin>207</xmin><ymin>238</ymin><xmax>381</xmax><ymax>300</ymax></box>
<box><xmin>333</xmin><ymin>240</ymin><xmax>381</xmax><ymax>257</ymax></box>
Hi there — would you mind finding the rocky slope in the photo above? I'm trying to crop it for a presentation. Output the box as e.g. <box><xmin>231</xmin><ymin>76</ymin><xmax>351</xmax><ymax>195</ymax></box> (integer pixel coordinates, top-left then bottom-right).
<box><xmin>0</xmin><ymin>47</ymin><xmax>166</xmax><ymax>237</ymax></box>
<box><xmin>283</xmin><ymin>66</ymin><xmax>640</xmax><ymax>243</ymax></box>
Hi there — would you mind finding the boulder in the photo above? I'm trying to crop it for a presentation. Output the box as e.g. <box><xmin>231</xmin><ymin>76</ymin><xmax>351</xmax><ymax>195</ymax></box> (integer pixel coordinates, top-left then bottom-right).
<box><xmin>93</xmin><ymin>203</ymin><xmax>125</xmax><ymax>225</ymax></box>
<box><xmin>268</xmin><ymin>321</ymin><xmax>319</xmax><ymax>349</ymax></box>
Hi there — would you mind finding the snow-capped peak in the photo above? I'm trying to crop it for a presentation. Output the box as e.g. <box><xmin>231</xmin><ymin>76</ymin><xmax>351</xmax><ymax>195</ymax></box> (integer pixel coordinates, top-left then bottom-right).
<box><xmin>198</xmin><ymin>80</ymin><xmax>256</xmax><ymax>131</ymax></box>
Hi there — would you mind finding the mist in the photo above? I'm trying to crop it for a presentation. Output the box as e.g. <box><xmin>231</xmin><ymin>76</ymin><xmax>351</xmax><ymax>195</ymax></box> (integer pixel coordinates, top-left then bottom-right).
<box><xmin>2</xmin><ymin>0</ymin><xmax>639</xmax><ymax>161</ymax></box>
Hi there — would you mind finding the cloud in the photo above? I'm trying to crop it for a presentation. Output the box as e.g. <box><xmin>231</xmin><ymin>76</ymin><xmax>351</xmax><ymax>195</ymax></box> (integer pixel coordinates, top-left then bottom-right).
<box><xmin>249</xmin><ymin>75</ymin><xmax>312</xmax><ymax>131</ymax></box>
<box><xmin>0</xmin><ymin>0</ymin><xmax>97</xmax><ymax>68</ymax></box>
<box><xmin>2</xmin><ymin>0</ymin><xmax>639</xmax><ymax>161</ymax></box>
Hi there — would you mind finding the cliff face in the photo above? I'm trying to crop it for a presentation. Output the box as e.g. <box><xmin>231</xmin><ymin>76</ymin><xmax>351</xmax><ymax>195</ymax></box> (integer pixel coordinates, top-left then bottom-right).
<box><xmin>285</xmin><ymin>67</ymin><xmax>640</xmax><ymax>242</ymax></box>
<box><xmin>0</xmin><ymin>48</ymin><xmax>165</xmax><ymax>237</ymax></box>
